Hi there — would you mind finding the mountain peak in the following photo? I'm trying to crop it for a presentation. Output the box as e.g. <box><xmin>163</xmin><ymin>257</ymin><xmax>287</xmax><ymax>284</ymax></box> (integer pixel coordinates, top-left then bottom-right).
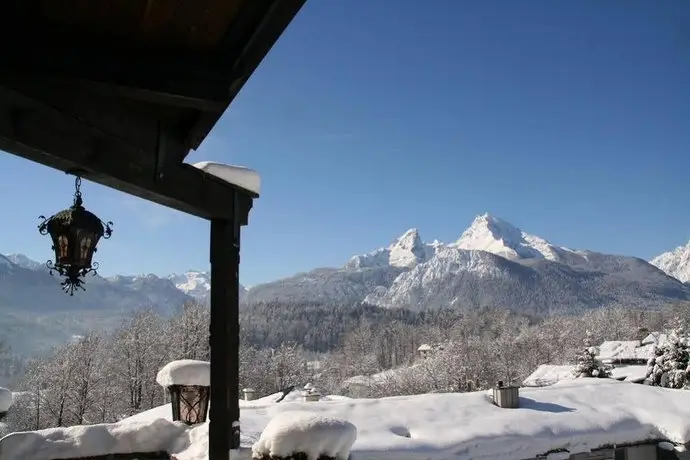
<box><xmin>464</xmin><ymin>213</ymin><xmax>523</xmax><ymax>242</ymax></box>
<box><xmin>456</xmin><ymin>214</ymin><xmax>524</xmax><ymax>256</ymax></box>
<box><xmin>455</xmin><ymin>213</ymin><xmax>569</xmax><ymax>262</ymax></box>
<box><xmin>391</xmin><ymin>228</ymin><xmax>423</xmax><ymax>250</ymax></box>
<box><xmin>387</xmin><ymin>228</ymin><xmax>432</xmax><ymax>269</ymax></box>
<box><xmin>651</xmin><ymin>240</ymin><xmax>690</xmax><ymax>283</ymax></box>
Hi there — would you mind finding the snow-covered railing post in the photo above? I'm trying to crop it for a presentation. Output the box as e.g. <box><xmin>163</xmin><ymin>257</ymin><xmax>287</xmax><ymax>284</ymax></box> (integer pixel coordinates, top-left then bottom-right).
<box><xmin>0</xmin><ymin>387</ymin><xmax>12</xmax><ymax>420</ymax></box>
<box><xmin>252</xmin><ymin>412</ymin><xmax>357</xmax><ymax>460</ymax></box>
<box><xmin>243</xmin><ymin>388</ymin><xmax>257</xmax><ymax>401</ymax></box>
<box><xmin>156</xmin><ymin>360</ymin><xmax>210</xmax><ymax>425</ymax></box>
<box><xmin>492</xmin><ymin>381</ymin><xmax>520</xmax><ymax>409</ymax></box>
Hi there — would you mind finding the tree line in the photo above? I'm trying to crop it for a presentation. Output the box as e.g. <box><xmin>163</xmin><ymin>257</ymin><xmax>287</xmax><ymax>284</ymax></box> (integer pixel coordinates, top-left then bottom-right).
<box><xmin>2</xmin><ymin>300</ymin><xmax>689</xmax><ymax>435</ymax></box>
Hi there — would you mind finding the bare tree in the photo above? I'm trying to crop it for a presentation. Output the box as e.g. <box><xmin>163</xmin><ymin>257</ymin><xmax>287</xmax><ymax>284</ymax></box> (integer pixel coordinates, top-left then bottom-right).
<box><xmin>111</xmin><ymin>309</ymin><xmax>169</xmax><ymax>416</ymax></box>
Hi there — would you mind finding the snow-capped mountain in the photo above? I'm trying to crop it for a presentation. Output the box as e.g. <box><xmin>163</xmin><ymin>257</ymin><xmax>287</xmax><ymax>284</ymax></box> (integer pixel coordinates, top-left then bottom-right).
<box><xmin>245</xmin><ymin>214</ymin><xmax>690</xmax><ymax>313</ymax></box>
<box><xmin>0</xmin><ymin>255</ymin><xmax>193</xmax><ymax>313</ymax></box>
<box><xmin>168</xmin><ymin>270</ymin><xmax>247</xmax><ymax>302</ymax></box>
<box><xmin>651</xmin><ymin>241</ymin><xmax>690</xmax><ymax>283</ymax></box>
<box><xmin>168</xmin><ymin>271</ymin><xmax>212</xmax><ymax>300</ymax></box>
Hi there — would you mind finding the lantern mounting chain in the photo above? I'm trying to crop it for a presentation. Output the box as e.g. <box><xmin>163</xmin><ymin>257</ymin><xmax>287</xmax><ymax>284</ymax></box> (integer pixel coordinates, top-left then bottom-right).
<box><xmin>37</xmin><ymin>174</ymin><xmax>114</xmax><ymax>295</ymax></box>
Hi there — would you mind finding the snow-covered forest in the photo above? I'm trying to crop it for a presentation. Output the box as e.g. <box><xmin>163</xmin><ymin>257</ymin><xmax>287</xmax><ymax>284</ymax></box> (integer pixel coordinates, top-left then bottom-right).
<box><xmin>2</xmin><ymin>301</ymin><xmax>689</xmax><ymax>434</ymax></box>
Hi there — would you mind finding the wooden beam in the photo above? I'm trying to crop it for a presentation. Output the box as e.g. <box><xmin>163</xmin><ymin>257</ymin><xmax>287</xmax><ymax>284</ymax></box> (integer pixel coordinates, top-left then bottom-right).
<box><xmin>0</xmin><ymin>84</ymin><xmax>255</xmax><ymax>221</ymax></box>
<box><xmin>184</xmin><ymin>0</ymin><xmax>307</xmax><ymax>149</ymax></box>
<box><xmin>0</xmin><ymin>42</ymin><xmax>229</xmax><ymax>114</ymax></box>
<box><xmin>209</xmin><ymin>214</ymin><xmax>242</xmax><ymax>459</ymax></box>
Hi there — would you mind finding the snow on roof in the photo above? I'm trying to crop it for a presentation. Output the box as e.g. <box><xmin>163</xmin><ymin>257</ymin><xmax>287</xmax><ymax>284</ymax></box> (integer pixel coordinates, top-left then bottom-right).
<box><xmin>0</xmin><ymin>388</ymin><xmax>12</xmax><ymax>413</ymax></box>
<box><xmin>417</xmin><ymin>344</ymin><xmax>432</xmax><ymax>351</ymax></box>
<box><xmin>192</xmin><ymin>162</ymin><xmax>261</xmax><ymax>195</ymax></box>
<box><xmin>342</xmin><ymin>364</ymin><xmax>425</xmax><ymax>389</ymax></box>
<box><xmin>5</xmin><ymin>380</ymin><xmax>690</xmax><ymax>460</ymax></box>
<box><xmin>522</xmin><ymin>364</ymin><xmax>576</xmax><ymax>387</ymax></box>
<box><xmin>597</xmin><ymin>341</ymin><xmax>653</xmax><ymax>362</ymax></box>
<box><xmin>156</xmin><ymin>360</ymin><xmax>210</xmax><ymax>388</ymax></box>
<box><xmin>252</xmin><ymin>411</ymin><xmax>356</xmax><ymax>460</ymax></box>
<box><xmin>642</xmin><ymin>332</ymin><xmax>669</xmax><ymax>346</ymax></box>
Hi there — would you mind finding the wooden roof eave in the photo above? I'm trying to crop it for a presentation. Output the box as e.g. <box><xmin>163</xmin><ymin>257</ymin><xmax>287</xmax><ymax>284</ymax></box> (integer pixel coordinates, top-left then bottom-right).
<box><xmin>0</xmin><ymin>0</ymin><xmax>306</xmax><ymax>220</ymax></box>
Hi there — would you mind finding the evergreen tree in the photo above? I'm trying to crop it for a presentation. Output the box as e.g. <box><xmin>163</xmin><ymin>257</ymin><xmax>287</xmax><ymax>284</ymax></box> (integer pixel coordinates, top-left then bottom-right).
<box><xmin>574</xmin><ymin>330</ymin><xmax>611</xmax><ymax>378</ymax></box>
<box><xmin>646</xmin><ymin>320</ymin><xmax>690</xmax><ymax>389</ymax></box>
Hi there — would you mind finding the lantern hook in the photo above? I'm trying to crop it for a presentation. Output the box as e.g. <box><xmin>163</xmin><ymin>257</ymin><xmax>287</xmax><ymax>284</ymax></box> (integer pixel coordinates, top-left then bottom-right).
<box><xmin>73</xmin><ymin>176</ymin><xmax>83</xmax><ymax>207</ymax></box>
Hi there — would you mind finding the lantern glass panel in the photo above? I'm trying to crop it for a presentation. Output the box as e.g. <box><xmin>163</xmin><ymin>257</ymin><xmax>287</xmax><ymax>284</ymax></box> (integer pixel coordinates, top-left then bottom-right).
<box><xmin>55</xmin><ymin>234</ymin><xmax>70</xmax><ymax>265</ymax></box>
<box><xmin>76</xmin><ymin>230</ymin><xmax>97</xmax><ymax>267</ymax></box>
<box><xmin>169</xmin><ymin>385</ymin><xmax>209</xmax><ymax>425</ymax></box>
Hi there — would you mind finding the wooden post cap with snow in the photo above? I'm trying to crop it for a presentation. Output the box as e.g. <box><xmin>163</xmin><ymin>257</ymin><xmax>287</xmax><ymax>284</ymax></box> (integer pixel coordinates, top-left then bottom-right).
<box><xmin>0</xmin><ymin>387</ymin><xmax>12</xmax><ymax>420</ymax></box>
<box><xmin>252</xmin><ymin>411</ymin><xmax>357</xmax><ymax>460</ymax></box>
<box><xmin>156</xmin><ymin>360</ymin><xmax>210</xmax><ymax>425</ymax></box>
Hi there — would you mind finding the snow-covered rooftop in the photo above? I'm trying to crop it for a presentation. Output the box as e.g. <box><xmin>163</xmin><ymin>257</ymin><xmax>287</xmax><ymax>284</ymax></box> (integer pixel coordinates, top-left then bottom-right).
<box><xmin>192</xmin><ymin>162</ymin><xmax>261</xmax><ymax>195</ymax></box>
<box><xmin>597</xmin><ymin>340</ymin><xmax>653</xmax><ymax>362</ymax></box>
<box><xmin>522</xmin><ymin>364</ymin><xmax>576</xmax><ymax>387</ymax></box>
<box><xmin>4</xmin><ymin>380</ymin><xmax>690</xmax><ymax>460</ymax></box>
<box><xmin>642</xmin><ymin>332</ymin><xmax>669</xmax><ymax>347</ymax></box>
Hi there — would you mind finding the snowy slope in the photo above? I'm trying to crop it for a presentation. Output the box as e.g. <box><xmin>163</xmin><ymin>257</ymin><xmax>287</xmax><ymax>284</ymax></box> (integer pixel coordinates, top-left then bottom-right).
<box><xmin>5</xmin><ymin>379</ymin><xmax>690</xmax><ymax>460</ymax></box>
<box><xmin>0</xmin><ymin>255</ymin><xmax>13</xmax><ymax>271</ymax></box>
<box><xmin>651</xmin><ymin>240</ymin><xmax>690</xmax><ymax>283</ymax></box>
<box><xmin>4</xmin><ymin>254</ymin><xmax>44</xmax><ymax>271</ymax></box>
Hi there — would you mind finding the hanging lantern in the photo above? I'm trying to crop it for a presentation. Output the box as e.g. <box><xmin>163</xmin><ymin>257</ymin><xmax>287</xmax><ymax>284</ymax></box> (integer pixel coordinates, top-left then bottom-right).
<box><xmin>38</xmin><ymin>175</ymin><xmax>113</xmax><ymax>295</ymax></box>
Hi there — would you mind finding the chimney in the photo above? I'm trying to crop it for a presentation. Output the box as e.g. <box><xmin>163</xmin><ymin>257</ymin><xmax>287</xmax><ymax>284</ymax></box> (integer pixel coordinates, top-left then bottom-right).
<box><xmin>302</xmin><ymin>384</ymin><xmax>322</xmax><ymax>402</ymax></box>
<box><xmin>243</xmin><ymin>388</ymin><xmax>257</xmax><ymax>401</ymax></box>
<box><xmin>304</xmin><ymin>391</ymin><xmax>322</xmax><ymax>402</ymax></box>
<box><xmin>493</xmin><ymin>381</ymin><xmax>520</xmax><ymax>409</ymax></box>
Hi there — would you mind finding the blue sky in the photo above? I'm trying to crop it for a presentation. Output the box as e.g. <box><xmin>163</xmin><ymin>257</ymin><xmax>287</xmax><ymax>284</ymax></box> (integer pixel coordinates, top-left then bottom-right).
<box><xmin>2</xmin><ymin>0</ymin><xmax>690</xmax><ymax>286</ymax></box>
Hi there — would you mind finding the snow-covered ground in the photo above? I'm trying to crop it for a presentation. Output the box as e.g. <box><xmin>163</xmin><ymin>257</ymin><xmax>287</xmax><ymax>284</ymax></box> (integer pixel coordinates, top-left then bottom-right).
<box><xmin>4</xmin><ymin>379</ymin><xmax>690</xmax><ymax>460</ymax></box>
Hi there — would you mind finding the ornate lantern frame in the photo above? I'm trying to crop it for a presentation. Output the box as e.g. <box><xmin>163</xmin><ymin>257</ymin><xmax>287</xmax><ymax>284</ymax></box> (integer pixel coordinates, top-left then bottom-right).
<box><xmin>38</xmin><ymin>175</ymin><xmax>113</xmax><ymax>295</ymax></box>
<box><xmin>168</xmin><ymin>384</ymin><xmax>210</xmax><ymax>425</ymax></box>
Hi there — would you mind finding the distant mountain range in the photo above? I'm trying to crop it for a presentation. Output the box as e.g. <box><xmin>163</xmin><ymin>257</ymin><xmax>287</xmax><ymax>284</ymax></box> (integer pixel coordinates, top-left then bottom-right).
<box><xmin>243</xmin><ymin>214</ymin><xmax>690</xmax><ymax>314</ymax></box>
<box><xmin>2</xmin><ymin>213</ymin><xmax>690</xmax><ymax>354</ymax></box>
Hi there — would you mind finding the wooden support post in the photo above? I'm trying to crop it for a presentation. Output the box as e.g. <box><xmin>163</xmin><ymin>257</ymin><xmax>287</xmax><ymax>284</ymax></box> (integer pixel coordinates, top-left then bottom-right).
<box><xmin>209</xmin><ymin>194</ymin><xmax>242</xmax><ymax>459</ymax></box>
